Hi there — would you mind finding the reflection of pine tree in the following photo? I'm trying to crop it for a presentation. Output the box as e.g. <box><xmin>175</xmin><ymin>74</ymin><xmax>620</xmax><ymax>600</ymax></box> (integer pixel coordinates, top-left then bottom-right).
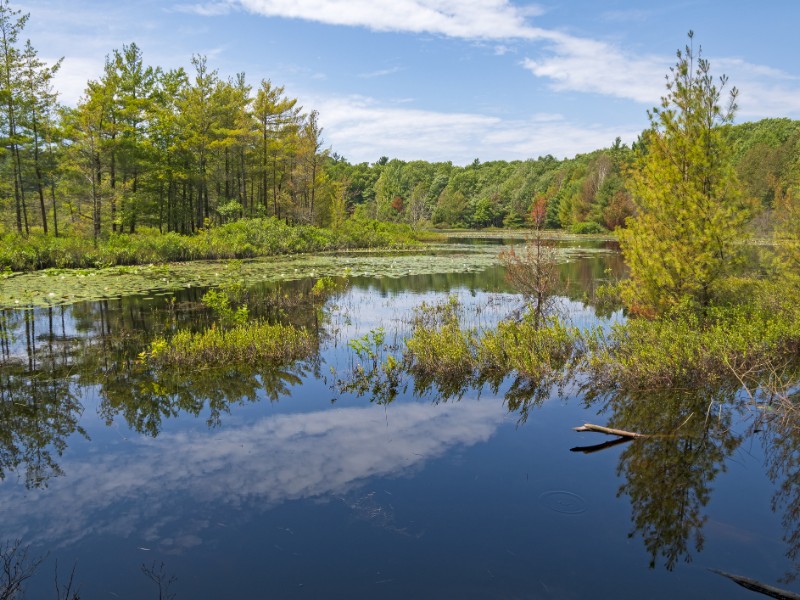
<box><xmin>608</xmin><ymin>389</ymin><xmax>741</xmax><ymax>570</ymax></box>
<box><xmin>762</xmin><ymin>404</ymin><xmax>800</xmax><ymax>582</ymax></box>
<box><xmin>0</xmin><ymin>351</ymin><xmax>86</xmax><ymax>489</ymax></box>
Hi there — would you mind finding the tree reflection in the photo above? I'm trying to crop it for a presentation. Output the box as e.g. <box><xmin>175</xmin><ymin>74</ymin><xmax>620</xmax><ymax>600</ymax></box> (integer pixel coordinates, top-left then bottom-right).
<box><xmin>583</xmin><ymin>382</ymin><xmax>743</xmax><ymax>570</ymax></box>
<box><xmin>759</xmin><ymin>388</ymin><xmax>800</xmax><ymax>582</ymax></box>
<box><xmin>0</xmin><ymin>308</ymin><xmax>87</xmax><ymax>489</ymax></box>
<box><xmin>98</xmin><ymin>363</ymin><xmax>312</xmax><ymax>434</ymax></box>
<box><xmin>0</xmin><ymin>279</ymin><xmax>330</xmax><ymax>485</ymax></box>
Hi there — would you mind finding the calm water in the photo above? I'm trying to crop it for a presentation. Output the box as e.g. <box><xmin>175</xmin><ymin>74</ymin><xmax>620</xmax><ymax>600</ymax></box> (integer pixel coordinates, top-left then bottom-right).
<box><xmin>0</xmin><ymin>239</ymin><xmax>797</xmax><ymax>599</ymax></box>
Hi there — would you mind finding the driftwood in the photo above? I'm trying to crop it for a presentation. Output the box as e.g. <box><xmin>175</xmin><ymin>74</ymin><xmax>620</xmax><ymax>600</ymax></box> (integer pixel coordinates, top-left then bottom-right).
<box><xmin>710</xmin><ymin>569</ymin><xmax>800</xmax><ymax>600</ymax></box>
<box><xmin>573</xmin><ymin>423</ymin><xmax>649</xmax><ymax>438</ymax></box>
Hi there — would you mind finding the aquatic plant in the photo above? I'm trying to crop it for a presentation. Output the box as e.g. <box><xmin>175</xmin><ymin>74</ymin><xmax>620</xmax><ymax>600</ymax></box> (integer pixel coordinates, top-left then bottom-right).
<box><xmin>583</xmin><ymin>294</ymin><xmax>800</xmax><ymax>396</ymax></box>
<box><xmin>145</xmin><ymin>321</ymin><xmax>315</xmax><ymax>368</ymax></box>
<box><xmin>477</xmin><ymin>314</ymin><xmax>583</xmax><ymax>381</ymax></box>
<box><xmin>405</xmin><ymin>296</ymin><xmax>477</xmax><ymax>381</ymax></box>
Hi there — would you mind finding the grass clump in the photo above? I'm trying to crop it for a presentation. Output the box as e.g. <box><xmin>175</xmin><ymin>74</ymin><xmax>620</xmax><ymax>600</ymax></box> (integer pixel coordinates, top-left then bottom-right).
<box><xmin>146</xmin><ymin>321</ymin><xmax>315</xmax><ymax>369</ymax></box>
<box><xmin>405</xmin><ymin>296</ymin><xmax>477</xmax><ymax>380</ymax></box>
<box><xmin>478</xmin><ymin>314</ymin><xmax>582</xmax><ymax>381</ymax></box>
<box><xmin>584</xmin><ymin>288</ymin><xmax>800</xmax><ymax>394</ymax></box>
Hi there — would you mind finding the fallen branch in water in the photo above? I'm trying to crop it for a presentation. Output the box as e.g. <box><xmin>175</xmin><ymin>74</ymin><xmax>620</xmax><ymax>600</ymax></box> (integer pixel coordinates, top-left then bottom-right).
<box><xmin>573</xmin><ymin>413</ymin><xmax>696</xmax><ymax>441</ymax></box>
<box><xmin>573</xmin><ymin>423</ymin><xmax>648</xmax><ymax>438</ymax></box>
<box><xmin>710</xmin><ymin>568</ymin><xmax>800</xmax><ymax>600</ymax></box>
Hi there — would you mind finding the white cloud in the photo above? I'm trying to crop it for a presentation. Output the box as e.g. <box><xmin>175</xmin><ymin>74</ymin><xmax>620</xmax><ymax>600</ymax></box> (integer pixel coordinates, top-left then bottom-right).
<box><xmin>358</xmin><ymin>66</ymin><xmax>404</xmax><ymax>79</ymax></box>
<box><xmin>712</xmin><ymin>58</ymin><xmax>800</xmax><ymax>118</ymax></box>
<box><xmin>733</xmin><ymin>82</ymin><xmax>800</xmax><ymax>119</ymax></box>
<box><xmin>520</xmin><ymin>31</ymin><xmax>800</xmax><ymax>119</ymax></box>
<box><xmin>522</xmin><ymin>31</ymin><xmax>667</xmax><ymax>104</ymax></box>
<box><xmin>600</xmin><ymin>8</ymin><xmax>653</xmax><ymax>23</ymax></box>
<box><xmin>50</xmin><ymin>55</ymin><xmax>105</xmax><ymax>105</ymax></box>
<box><xmin>0</xmin><ymin>400</ymin><xmax>505</xmax><ymax>549</ymax></box>
<box><xmin>311</xmin><ymin>94</ymin><xmax>636</xmax><ymax>163</ymax></box>
<box><xmin>173</xmin><ymin>1</ymin><xmax>237</xmax><ymax>16</ymax></box>
<box><xmin>234</xmin><ymin>0</ymin><xmax>546</xmax><ymax>40</ymax></box>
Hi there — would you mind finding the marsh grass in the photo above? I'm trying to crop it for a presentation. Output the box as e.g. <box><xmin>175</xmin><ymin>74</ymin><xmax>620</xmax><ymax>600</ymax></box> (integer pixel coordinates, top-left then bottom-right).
<box><xmin>0</xmin><ymin>217</ymin><xmax>421</xmax><ymax>272</ymax></box>
<box><xmin>405</xmin><ymin>296</ymin><xmax>478</xmax><ymax>382</ymax></box>
<box><xmin>359</xmin><ymin>277</ymin><xmax>800</xmax><ymax>424</ymax></box>
<box><xmin>584</xmin><ymin>296</ymin><xmax>800</xmax><ymax>395</ymax></box>
<box><xmin>398</xmin><ymin>296</ymin><xmax>585</xmax><ymax>405</ymax></box>
<box><xmin>146</xmin><ymin>321</ymin><xmax>315</xmax><ymax>368</ymax></box>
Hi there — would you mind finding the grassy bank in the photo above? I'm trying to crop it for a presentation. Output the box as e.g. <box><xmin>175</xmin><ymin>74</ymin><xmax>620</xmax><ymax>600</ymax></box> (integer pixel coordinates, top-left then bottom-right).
<box><xmin>0</xmin><ymin>217</ymin><xmax>424</xmax><ymax>272</ymax></box>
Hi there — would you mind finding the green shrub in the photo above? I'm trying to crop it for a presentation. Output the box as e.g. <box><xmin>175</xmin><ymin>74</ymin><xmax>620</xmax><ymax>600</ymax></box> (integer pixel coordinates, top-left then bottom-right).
<box><xmin>570</xmin><ymin>221</ymin><xmax>607</xmax><ymax>235</ymax></box>
<box><xmin>146</xmin><ymin>321</ymin><xmax>315</xmax><ymax>368</ymax></box>
<box><xmin>478</xmin><ymin>314</ymin><xmax>582</xmax><ymax>380</ymax></box>
<box><xmin>0</xmin><ymin>217</ymin><xmax>422</xmax><ymax>272</ymax></box>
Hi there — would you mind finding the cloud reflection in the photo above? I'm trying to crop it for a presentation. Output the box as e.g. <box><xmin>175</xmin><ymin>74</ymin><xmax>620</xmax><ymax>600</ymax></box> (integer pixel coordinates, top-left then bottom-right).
<box><xmin>0</xmin><ymin>400</ymin><xmax>504</xmax><ymax>551</ymax></box>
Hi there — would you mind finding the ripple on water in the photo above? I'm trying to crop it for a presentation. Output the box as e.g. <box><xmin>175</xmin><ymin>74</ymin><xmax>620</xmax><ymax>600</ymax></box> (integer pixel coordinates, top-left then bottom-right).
<box><xmin>539</xmin><ymin>490</ymin><xmax>587</xmax><ymax>515</ymax></box>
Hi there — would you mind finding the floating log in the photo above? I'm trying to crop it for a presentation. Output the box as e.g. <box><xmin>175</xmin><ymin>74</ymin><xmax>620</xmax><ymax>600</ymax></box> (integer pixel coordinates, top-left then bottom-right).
<box><xmin>710</xmin><ymin>568</ymin><xmax>800</xmax><ymax>600</ymax></box>
<box><xmin>572</xmin><ymin>423</ymin><xmax>648</xmax><ymax>438</ymax></box>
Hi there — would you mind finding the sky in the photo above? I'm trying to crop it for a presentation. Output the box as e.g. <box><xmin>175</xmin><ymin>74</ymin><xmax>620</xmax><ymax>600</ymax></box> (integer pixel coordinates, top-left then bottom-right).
<box><xmin>15</xmin><ymin>0</ymin><xmax>800</xmax><ymax>165</ymax></box>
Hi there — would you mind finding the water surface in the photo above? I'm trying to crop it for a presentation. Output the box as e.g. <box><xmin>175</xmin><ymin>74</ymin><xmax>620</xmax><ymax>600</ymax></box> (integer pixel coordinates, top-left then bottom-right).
<box><xmin>0</xmin><ymin>238</ymin><xmax>796</xmax><ymax>599</ymax></box>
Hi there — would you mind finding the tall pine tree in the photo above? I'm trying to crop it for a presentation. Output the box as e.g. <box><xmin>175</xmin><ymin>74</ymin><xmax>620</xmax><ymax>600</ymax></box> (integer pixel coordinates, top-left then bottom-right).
<box><xmin>619</xmin><ymin>32</ymin><xmax>751</xmax><ymax>316</ymax></box>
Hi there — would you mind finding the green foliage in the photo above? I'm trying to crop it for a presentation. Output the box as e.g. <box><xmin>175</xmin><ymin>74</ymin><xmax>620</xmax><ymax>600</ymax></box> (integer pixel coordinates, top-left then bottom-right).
<box><xmin>619</xmin><ymin>33</ymin><xmax>752</xmax><ymax>316</ymax></box>
<box><xmin>0</xmin><ymin>217</ymin><xmax>421</xmax><ymax>272</ymax></box>
<box><xmin>477</xmin><ymin>314</ymin><xmax>582</xmax><ymax>380</ymax></box>
<box><xmin>201</xmin><ymin>287</ymin><xmax>249</xmax><ymax>327</ymax></box>
<box><xmin>347</xmin><ymin>327</ymin><xmax>386</xmax><ymax>365</ymax></box>
<box><xmin>146</xmin><ymin>321</ymin><xmax>315</xmax><ymax>368</ymax></box>
<box><xmin>775</xmin><ymin>185</ymin><xmax>800</xmax><ymax>274</ymax></box>
<box><xmin>311</xmin><ymin>273</ymin><xmax>349</xmax><ymax>298</ymax></box>
<box><xmin>336</xmin><ymin>326</ymin><xmax>403</xmax><ymax>405</ymax></box>
<box><xmin>585</xmin><ymin>288</ymin><xmax>800</xmax><ymax>392</ymax></box>
<box><xmin>405</xmin><ymin>296</ymin><xmax>477</xmax><ymax>379</ymax></box>
<box><xmin>569</xmin><ymin>221</ymin><xmax>607</xmax><ymax>235</ymax></box>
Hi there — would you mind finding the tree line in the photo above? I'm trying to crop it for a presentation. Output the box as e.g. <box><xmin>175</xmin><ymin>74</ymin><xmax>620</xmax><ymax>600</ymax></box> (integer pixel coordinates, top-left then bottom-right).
<box><xmin>330</xmin><ymin>115</ymin><xmax>799</xmax><ymax>235</ymax></box>
<box><xmin>0</xmin><ymin>1</ymin><xmax>337</xmax><ymax>241</ymax></box>
<box><xmin>0</xmin><ymin>0</ymin><xmax>798</xmax><ymax>244</ymax></box>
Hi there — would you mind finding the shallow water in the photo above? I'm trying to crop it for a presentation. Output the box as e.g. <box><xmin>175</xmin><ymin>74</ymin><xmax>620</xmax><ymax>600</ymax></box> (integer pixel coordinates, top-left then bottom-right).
<box><xmin>0</xmin><ymin>239</ymin><xmax>797</xmax><ymax>599</ymax></box>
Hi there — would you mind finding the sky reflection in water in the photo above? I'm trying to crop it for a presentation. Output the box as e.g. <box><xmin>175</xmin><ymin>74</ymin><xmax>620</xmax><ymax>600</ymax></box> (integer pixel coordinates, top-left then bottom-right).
<box><xmin>0</xmin><ymin>241</ymin><xmax>797</xmax><ymax>599</ymax></box>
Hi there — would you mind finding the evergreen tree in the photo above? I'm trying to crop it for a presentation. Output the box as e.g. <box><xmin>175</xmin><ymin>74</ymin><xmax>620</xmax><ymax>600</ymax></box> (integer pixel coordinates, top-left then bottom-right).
<box><xmin>619</xmin><ymin>32</ymin><xmax>751</xmax><ymax>316</ymax></box>
<box><xmin>0</xmin><ymin>0</ymin><xmax>28</xmax><ymax>234</ymax></box>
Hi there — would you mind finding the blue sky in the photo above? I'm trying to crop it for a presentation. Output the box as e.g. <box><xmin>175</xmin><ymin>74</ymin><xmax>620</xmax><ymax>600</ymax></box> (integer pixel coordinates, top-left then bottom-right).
<box><xmin>17</xmin><ymin>0</ymin><xmax>800</xmax><ymax>164</ymax></box>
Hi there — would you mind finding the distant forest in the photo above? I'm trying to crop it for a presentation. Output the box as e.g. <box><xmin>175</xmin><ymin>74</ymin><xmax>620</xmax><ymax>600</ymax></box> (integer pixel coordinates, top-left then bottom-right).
<box><xmin>330</xmin><ymin>116</ymin><xmax>800</xmax><ymax>233</ymax></box>
<box><xmin>0</xmin><ymin>1</ymin><xmax>797</xmax><ymax>239</ymax></box>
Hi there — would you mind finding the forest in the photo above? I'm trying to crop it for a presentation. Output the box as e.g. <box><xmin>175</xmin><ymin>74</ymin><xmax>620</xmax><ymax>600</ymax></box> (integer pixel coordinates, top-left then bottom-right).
<box><xmin>0</xmin><ymin>0</ymin><xmax>798</xmax><ymax>271</ymax></box>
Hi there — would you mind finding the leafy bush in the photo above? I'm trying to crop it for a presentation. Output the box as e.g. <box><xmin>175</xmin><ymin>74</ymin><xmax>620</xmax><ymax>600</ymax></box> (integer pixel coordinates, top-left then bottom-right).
<box><xmin>569</xmin><ymin>221</ymin><xmax>607</xmax><ymax>235</ymax></box>
<box><xmin>478</xmin><ymin>314</ymin><xmax>582</xmax><ymax>380</ymax></box>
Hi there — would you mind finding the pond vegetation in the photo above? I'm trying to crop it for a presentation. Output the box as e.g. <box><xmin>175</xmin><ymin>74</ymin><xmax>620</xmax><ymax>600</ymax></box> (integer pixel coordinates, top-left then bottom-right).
<box><xmin>1</xmin><ymin>25</ymin><xmax>800</xmax><ymax>600</ymax></box>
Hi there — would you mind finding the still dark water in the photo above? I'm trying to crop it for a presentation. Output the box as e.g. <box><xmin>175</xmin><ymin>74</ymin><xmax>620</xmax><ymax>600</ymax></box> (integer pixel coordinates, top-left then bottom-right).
<box><xmin>0</xmin><ymin>239</ymin><xmax>797</xmax><ymax>599</ymax></box>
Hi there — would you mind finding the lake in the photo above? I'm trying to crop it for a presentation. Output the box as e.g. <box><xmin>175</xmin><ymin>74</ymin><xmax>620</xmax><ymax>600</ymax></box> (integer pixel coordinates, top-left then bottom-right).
<box><xmin>0</xmin><ymin>237</ymin><xmax>797</xmax><ymax>599</ymax></box>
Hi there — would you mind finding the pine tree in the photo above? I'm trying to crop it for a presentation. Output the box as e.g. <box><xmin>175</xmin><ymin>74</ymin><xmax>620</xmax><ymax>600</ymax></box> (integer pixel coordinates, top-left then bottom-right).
<box><xmin>0</xmin><ymin>0</ymin><xmax>28</xmax><ymax>234</ymax></box>
<box><xmin>619</xmin><ymin>32</ymin><xmax>751</xmax><ymax>316</ymax></box>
